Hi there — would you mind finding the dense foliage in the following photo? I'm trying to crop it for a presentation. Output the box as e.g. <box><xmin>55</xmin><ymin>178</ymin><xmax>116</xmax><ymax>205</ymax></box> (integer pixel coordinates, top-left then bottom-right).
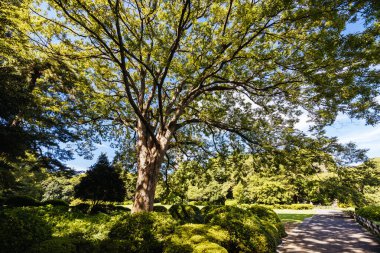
<box><xmin>0</xmin><ymin>208</ymin><xmax>52</xmax><ymax>253</ymax></box>
<box><xmin>109</xmin><ymin>212</ymin><xmax>177</xmax><ymax>253</ymax></box>
<box><xmin>0</xmin><ymin>204</ymin><xmax>285</xmax><ymax>253</ymax></box>
<box><xmin>164</xmin><ymin>224</ymin><xmax>229</xmax><ymax>253</ymax></box>
<box><xmin>160</xmin><ymin>154</ymin><xmax>380</xmax><ymax>207</ymax></box>
<box><xmin>356</xmin><ymin>206</ymin><xmax>380</xmax><ymax>221</ymax></box>
<box><xmin>204</xmin><ymin>206</ymin><xmax>282</xmax><ymax>252</ymax></box>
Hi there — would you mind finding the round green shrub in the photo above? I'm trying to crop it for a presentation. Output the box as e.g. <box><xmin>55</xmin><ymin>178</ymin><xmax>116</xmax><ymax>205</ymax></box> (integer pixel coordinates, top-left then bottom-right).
<box><xmin>169</xmin><ymin>204</ymin><xmax>204</xmax><ymax>224</ymax></box>
<box><xmin>0</xmin><ymin>208</ymin><xmax>52</xmax><ymax>253</ymax></box>
<box><xmin>5</xmin><ymin>195</ymin><xmax>41</xmax><ymax>207</ymax></box>
<box><xmin>164</xmin><ymin>224</ymin><xmax>229</xmax><ymax>253</ymax></box>
<box><xmin>109</xmin><ymin>212</ymin><xmax>177</xmax><ymax>253</ymax></box>
<box><xmin>247</xmin><ymin>205</ymin><xmax>286</xmax><ymax>238</ymax></box>
<box><xmin>204</xmin><ymin>206</ymin><xmax>278</xmax><ymax>253</ymax></box>
<box><xmin>356</xmin><ymin>206</ymin><xmax>380</xmax><ymax>221</ymax></box>
<box><xmin>43</xmin><ymin>199</ymin><xmax>69</xmax><ymax>207</ymax></box>
<box><xmin>246</xmin><ymin>205</ymin><xmax>280</xmax><ymax>222</ymax></box>
<box><xmin>153</xmin><ymin>205</ymin><xmax>168</xmax><ymax>213</ymax></box>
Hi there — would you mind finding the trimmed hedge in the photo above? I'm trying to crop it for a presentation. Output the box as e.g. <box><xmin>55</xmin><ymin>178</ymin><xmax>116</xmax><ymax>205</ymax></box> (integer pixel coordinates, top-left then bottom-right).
<box><xmin>275</xmin><ymin>204</ymin><xmax>314</xmax><ymax>210</ymax></box>
<box><xmin>109</xmin><ymin>212</ymin><xmax>177</xmax><ymax>253</ymax></box>
<box><xmin>356</xmin><ymin>206</ymin><xmax>380</xmax><ymax>221</ymax></box>
<box><xmin>204</xmin><ymin>206</ymin><xmax>280</xmax><ymax>253</ymax></box>
<box><xmin>164</xmin><ymin>224</ymin><xmax>229</xmax><ymax>253</ymax></box>
<box><xmin>0</xmin><ymin>208</ymin><xmax>52</xmax><ymax>253</ymax></box>
<box><xmin>0</xmin><ymin>203</ymin><xmax>289</xmax><ymax>253</ymax></box>
<box><xmin>4</xmin><ymin>195</ymin><xmax>41</xmax><ymax>207</ymax></box>
<box><xmin>169</xmin><ymin>205</ymin><xmax>204</xmax><ymax>224</ymax></box>
<box><xmin>246</xmin><ymin>205</ymin><xmax>286</xmax><ymax>238</ymax></box>
<box><xmin>239</xmin><ymin>203</ymin><xmax>314</xmax><ymax>210</ymax></box>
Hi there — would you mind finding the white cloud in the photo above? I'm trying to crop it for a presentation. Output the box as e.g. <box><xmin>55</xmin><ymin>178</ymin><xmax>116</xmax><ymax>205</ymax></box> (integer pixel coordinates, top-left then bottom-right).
<box><xmin>337</xmin><ymin>127</ymin><xmax>380</xmax><ymax>144</ymax></box>
<box><xmin>294</xmin><ymin>112</ymin><xmax>313</xmax><ymax>131</ymax></box>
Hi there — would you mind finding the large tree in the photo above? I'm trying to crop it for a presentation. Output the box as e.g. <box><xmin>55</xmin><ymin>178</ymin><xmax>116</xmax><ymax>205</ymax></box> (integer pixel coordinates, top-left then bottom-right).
<box><xmin>22</xmin><ymin>0</ymin><xmax>379</xmax><ymax>212</ymax></box>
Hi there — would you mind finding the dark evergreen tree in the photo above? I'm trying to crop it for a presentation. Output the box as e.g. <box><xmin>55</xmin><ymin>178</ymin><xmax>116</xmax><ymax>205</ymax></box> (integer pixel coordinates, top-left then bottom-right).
<box><xmin>74</xmin><ymin>154</ymin><xmax>125</xmax><ymax>205</ymax></box>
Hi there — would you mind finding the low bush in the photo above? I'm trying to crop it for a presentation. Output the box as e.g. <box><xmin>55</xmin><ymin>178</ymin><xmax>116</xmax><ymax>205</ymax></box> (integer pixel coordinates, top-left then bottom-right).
<box><xmin>31</xmin><ymin>238</ymin><xmax>144</xmax><ymax>253</ymax></box>
<box><xmin>164</xmin><ymin>224</ymin><xmax>229</xmax><ymax>253</ymax></box>
<box><xmin>204</xmin><ymin>206</ymin><xmax>279</xmax><ymax>253</ymax></box>
<box><xmin>43</xmin><ymin>199</ymin><xmax>69</xmax><ymax>207</ymax></box>
<box><xmin>29</xmin><ymin>205</ymin><xmax>116</xmax><ymax>241</ymax></box>
<box><xmin>4</xmin><ymin>195</ymin><xmax>41</xmax><ymax>207</ymax></box>
<box><xmin>0</xmin><ymin>208</ymin><xmax>52</xmax><ymax>253</ymax></box>
<box><xmin>109</xmin><ymin>212</ymin><xmax>177</xmax><ymax>253</ymax></box>
<box><xmin>247</xmin><ymin>205</ymin><xmax>286</xmax><ymax>238</ymax></box>
<box><xmin>275</xmin><ymin>204</ymin><xmax>314</xmax><ymax>210</ymax></box>
<box><xmin>153</xmin><ymin>205</ymin><xmax>168</xmax><ymax>212</ymax></box>
<box><xmin>169</xmin><ymin>205</ymin><xmax>204</xmax><ymax>224</ymax></box>
<box><xmin>200</xmin><ymin>205</ymin><xmax>223</xmax><ymax>216</ymax></box>
<box><xmin>356</xmin><ymin>206</ymin><xmax>380</xmax><ymax>221</ymax></box>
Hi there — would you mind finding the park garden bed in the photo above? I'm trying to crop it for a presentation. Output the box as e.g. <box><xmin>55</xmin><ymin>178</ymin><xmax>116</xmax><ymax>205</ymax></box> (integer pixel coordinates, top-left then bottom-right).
<box><xmin>0</xmin><ymin>203</ymin><xmax>287</xmax><ymax>253</ymax></box>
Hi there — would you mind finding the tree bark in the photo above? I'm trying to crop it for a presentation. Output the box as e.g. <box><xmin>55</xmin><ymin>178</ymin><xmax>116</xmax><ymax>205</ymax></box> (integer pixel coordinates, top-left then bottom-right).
<box><xmin>132</xmin><ymin>121</ymin><xmax>171</xmax><ymax>212</ymax></box>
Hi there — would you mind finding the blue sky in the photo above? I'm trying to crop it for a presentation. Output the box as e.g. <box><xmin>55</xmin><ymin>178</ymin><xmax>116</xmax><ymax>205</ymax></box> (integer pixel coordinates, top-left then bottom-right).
<box><xmin>65</xmin><ymin>18</ymin><xmax>379</xmax><ymax>171</ymax></box>
<box><xmin>66</xmin><ymin>114</ymin><xmax>380</xmax><ymax>171</ymax></box>
<box><xmin>295</xmin><ymin>113</ymin><xmax>380</xmax><ymax>159</ymax></box>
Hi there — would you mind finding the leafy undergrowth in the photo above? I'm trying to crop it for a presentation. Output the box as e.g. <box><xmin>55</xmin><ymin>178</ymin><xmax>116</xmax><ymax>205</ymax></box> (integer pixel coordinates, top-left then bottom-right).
<box><xmin>1</xmin><ymin>204</ymin><xmax>287</xmax><ymax>253</ymax></box>
<box><xmin>355</xmin><ymin>206</ymin><xmax>380</xmax><ymax>222</ymax></box>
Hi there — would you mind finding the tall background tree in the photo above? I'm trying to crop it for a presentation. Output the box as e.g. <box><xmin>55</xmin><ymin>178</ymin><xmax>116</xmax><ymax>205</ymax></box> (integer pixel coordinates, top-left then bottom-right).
<box><xmin>15</xmin><ymin>0</ymin><xmax>380</xmax><ymax>211</ymax></box>
<box><xmin>74</xmin><ymin>153</ymin><xmax>125</xmax><ymax>205</ymax></box>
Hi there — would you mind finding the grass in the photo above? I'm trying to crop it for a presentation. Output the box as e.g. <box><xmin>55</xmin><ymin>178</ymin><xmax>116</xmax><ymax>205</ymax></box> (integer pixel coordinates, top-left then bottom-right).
<box><xmin>274</xmin><ymin>209</ymin><xmax>315</xmax><ymax>223</ymax></box>
<box><xmin>276</xmin><ymin>213</ymin><xmax>314</xmax><ymax>223</ymax></box>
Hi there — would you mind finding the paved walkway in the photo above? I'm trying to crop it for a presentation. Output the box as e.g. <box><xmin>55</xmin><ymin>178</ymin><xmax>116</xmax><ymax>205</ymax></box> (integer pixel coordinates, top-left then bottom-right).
<box><xmin>277</xmin><ymin>209</ymin><xmax>380</xmax><ymax>253</ymax></box>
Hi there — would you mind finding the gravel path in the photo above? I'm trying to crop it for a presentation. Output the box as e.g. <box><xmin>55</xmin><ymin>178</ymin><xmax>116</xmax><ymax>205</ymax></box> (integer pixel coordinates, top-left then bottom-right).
<box><xmin>277</xmin><ymin>209</ymin><xmax>380</xmax><ymax>253</ymax></box>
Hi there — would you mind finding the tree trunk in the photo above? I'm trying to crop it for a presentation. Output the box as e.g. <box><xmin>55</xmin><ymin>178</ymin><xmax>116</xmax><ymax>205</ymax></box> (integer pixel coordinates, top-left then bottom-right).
<box><xmin>132</xmin><ymin>121</ymin><xmax>171</xmax><ymax>213</ymax></box>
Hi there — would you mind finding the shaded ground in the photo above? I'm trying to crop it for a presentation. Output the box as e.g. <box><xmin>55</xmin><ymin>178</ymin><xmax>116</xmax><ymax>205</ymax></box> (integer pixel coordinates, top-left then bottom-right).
<box><xmin>277</xmin><ymin>209</ymin><xmax>380</xmax><ymax>253</ymax></box>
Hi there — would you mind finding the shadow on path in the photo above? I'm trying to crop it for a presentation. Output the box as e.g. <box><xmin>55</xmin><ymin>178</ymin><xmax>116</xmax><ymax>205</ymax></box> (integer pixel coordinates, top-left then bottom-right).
<box><xmin>277</xmin><ymin>209</ymin><xmax>380</xmax><ymax>253</ymax></box>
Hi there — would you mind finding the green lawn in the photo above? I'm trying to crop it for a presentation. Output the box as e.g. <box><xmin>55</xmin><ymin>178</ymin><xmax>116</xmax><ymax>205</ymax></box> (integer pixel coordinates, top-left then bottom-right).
<box><xmin>274</xmin><ymin>209</ymin><xmax>315</xmax><ymax>223</ymax></box>
<box><xmin>276</xmin><ymin>213</ymin><xmax>314</xmax><ymax>223</ymax></box>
